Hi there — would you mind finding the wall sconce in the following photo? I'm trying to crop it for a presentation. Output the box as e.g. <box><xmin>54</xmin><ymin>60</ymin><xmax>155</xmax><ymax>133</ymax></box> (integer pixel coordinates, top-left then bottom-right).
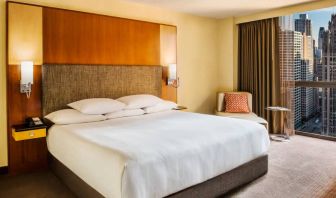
<box><xmin>167</xmin><ymin>63</ymin><xmax>179</xmax><ymax>88</ymax></box>
<box><xmin>20</xmin><ymin>61</ymin><xmax>34</xmax><ymax>98</ymax></box>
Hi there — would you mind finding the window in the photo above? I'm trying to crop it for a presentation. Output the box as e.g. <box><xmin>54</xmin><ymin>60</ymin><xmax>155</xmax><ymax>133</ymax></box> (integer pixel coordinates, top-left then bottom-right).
<box><xmin>279</xmin><ymin>7</ymin><xmax>336</xmax><ymax>138</ymax></box>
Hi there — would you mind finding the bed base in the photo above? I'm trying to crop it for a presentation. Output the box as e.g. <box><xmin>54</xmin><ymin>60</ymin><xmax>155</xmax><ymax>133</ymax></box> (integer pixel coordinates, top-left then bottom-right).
<box><xmin>49</xmin><ymin>154</ymin><xmax>268</xmax><ymax>198</ymax></box>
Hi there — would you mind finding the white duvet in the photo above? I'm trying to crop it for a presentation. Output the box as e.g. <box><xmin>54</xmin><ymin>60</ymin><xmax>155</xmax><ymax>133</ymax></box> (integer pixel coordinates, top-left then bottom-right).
<box><xmin>47</xmin><ymin>111</ymin><xmax>270</xmax><ymax>198</ymax></box>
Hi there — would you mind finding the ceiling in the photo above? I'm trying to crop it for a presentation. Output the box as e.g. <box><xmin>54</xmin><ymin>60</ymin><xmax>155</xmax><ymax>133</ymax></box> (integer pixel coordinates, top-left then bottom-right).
<box><xmin>123</xmin><ymin>0</ymin><xmax>318</xmax><ymax>18</ymax></box>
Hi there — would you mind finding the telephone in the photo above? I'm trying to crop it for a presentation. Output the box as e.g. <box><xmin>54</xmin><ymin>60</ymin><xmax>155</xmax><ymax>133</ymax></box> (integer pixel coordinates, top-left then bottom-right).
<box><xmin>26</xmin><ymin>117</ymin><xmax>44</xmax><ymax>127</ymax></box>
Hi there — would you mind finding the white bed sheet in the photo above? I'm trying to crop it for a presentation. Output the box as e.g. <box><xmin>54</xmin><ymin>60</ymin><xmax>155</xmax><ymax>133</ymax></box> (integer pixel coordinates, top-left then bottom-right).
<box><xmin>47</xmin><ymin>111</ymin><xmax>270</xmax><ymax>198</ymax></box>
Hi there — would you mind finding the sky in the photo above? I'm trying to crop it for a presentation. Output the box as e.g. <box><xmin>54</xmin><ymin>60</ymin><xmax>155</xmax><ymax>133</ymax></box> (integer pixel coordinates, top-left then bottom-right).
<box><xmin>294</xmin><ymin>7</ymin><xmax>336</xmax><ymax>41</ymax></box>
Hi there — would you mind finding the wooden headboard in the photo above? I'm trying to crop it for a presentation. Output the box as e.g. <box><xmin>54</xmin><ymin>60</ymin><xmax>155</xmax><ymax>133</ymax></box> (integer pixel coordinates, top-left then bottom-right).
<box><xmin>42</xmin><ymin>65</ymin><xmax>162</xmax><ymax>115</ymax></box>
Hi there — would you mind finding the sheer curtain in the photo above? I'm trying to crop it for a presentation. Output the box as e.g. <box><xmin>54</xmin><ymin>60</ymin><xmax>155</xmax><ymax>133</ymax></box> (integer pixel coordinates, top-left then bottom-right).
<box><xmin>278</xmin><ymin>16</ymin><xmax>297</xmax><ymax>136</ymax></box>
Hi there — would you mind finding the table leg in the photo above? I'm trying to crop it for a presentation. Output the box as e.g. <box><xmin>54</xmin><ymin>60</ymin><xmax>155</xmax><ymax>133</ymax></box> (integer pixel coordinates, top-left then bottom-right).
<box><xmin>271</xmin><ymin>111</ymin><xmax>290</xmax><ymax>142</ymax></box>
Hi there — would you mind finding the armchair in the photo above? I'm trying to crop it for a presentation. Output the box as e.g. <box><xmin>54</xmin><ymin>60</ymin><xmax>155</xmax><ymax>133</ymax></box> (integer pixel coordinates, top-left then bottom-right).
<box><xmin>215</xmin><ymin>92</ymin><xmax>268</xmax><ymax>130</ymax></box>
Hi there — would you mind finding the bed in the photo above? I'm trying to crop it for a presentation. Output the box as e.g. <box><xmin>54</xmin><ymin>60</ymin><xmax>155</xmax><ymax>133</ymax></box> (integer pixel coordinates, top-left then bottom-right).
<box><xmin>43</xmin><ymin>65</ymin><xmax>270</xmax><ymax>198</ymax></box>
<box><xmin>47</xmin><ymin>110</ymin><xmax>269</xmax><ymax>197</ymax></box>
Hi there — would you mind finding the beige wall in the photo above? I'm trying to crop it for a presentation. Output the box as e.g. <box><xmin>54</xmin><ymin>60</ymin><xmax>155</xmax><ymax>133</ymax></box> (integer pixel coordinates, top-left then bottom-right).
<box><xmin>0</xmin><ymin>0</ymin><xmax>219</xmax><ymax>167</ymax></box>
<box><xmin>217</xmin><ymin>17</ymin><xmax>239</xmax><ymax>91</ymax></box>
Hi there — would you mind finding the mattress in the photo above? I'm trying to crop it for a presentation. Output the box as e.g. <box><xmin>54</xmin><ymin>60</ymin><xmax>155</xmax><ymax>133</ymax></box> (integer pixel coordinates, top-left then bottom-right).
<box><xmin>47</xmin><ymin>111</ymin><xmax>270</xmax><ymax>198</ymax></box>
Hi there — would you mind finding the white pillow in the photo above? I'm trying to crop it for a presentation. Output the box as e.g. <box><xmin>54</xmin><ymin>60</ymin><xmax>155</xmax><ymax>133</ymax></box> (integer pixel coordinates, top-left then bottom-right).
<box><xmin>105</xmin><ymin>109</ymin><xmax>145</xmax><ymax>119</ymax></box>
<box><xmin>45</xmin><ymin>109</ymin><xmax>106</xmax><ymax>125</ymax></box>
<box><xmin>68</xmin><ymin>98</ymin><xmax>126</xmax><ymax>114</ymax></box>
<box><xmin>116</xmin><ymin>94</ymin><xmax>163</xmax><ymax>109</ymax></box>
<box><xmin>143</xmin><ymin>101</ymin><xmax>177</xmax><ymax>114</ymax></box>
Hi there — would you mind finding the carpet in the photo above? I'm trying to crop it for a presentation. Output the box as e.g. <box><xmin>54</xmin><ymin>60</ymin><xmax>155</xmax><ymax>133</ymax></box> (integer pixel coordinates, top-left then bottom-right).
<box><xmin>228</xmin><ymin>135</ymin><xmax>336</xmax><ymax>198</ymax></box>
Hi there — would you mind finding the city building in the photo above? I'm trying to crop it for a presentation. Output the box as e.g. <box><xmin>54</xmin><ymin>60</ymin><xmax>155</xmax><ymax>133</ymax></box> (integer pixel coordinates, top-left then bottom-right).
<box><xmin>318</xmin><ymin>27</ymin><xmax>325</xmax><ymax>50</ymax></box>
<box><xmin>321</xmin><ymin>14</ymin><xmax>336</xmax><ymax>136</ymax></box>
<box><xmin>300</xmin><ymin>34</ymin><xmax>316</xmax><ymax>121</ymax></box>
<box><xmin>295</xmin><ymin>14</ymin><xmax>312</xmax><ymax>36</ymax></box>
<box><xmin>313</xmin><ymin>41</ymin><xmax>322</xmax><ymax>113</ymax></box>
<box><xmin>280</xmin><ymin>14</ymin><xmax>320</xmax><ymax>131</ymax></box>
<box><xmin>279</xmin><ymin>28</ymin><xmax>303</xmax><ymax>128</ymax></box>
<box><xmin>315</xmin><ymin>50</ymin><xmax>323</xmax><ymax>81</ymax></box>
<box><xmin>279</xmin><ymin>15</ymin><xmax>294</xmax><ymax>31</ymax></box>
<box><xmin>292</xmin><ymin>13</ymin><xmax>316</xmax><ymax>128</ymax></box>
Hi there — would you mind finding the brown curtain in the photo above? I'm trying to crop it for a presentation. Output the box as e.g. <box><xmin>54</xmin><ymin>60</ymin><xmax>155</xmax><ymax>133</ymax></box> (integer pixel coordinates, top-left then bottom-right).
<box><xmin>238</xmin><ymin>18</ymin><xmax>281</xmax><ymax>134</ymax></box>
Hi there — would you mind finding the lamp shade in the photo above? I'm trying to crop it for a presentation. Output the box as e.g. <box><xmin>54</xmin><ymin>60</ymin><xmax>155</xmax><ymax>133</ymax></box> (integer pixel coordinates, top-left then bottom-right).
<box><xmin>168</xmin><ymin>63</ymin><xmax>177</xmax><ymax>80</ymax></box>
<box><xmin>20</xmin><ymin>61</ymin><xmax>34</xmax><ymax>84</ymax></box>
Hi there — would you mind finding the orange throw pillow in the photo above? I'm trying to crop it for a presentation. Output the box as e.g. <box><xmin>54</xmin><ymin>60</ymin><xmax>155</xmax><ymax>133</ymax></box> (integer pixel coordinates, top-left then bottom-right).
<box><xmin>224</xmin><ymin>93</ymin><xmax>250</xmax><ymax>113</ymax></box>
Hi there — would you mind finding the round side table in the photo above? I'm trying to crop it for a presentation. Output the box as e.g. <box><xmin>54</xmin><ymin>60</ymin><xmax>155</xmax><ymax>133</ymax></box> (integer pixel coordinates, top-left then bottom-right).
<box><xmin>265</xmin><ymin>106</ymin><xmax>291</xmax><ymax>142</ymax></box>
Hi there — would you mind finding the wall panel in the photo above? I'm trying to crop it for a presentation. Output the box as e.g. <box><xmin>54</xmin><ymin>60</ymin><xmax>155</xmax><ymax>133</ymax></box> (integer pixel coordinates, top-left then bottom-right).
<box><xmin>7</xmin><ymin>65</ymin><xmax>47</xmax><ymax>174</ymax></box>
<box><xmin>43</xmin><ymin>7</ymin><xmax>160</xmax><ymax>65</ymax></box>
<box><xmin>160</xmin><ymin>25</ymin><xmax>177</xmax><ymax>102</ymax></box>
<box><xmin>8</xmin><ymin>3</ymin><xmax>42</xmax><ymax>65</ymax></box>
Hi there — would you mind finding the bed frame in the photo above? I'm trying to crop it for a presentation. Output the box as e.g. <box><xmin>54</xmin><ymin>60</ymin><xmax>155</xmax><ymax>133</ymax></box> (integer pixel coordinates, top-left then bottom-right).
<box><xmin>43</xmin><ymin>64</ymin><xmax>268</xmax><ymax>197</ymax></box>
<box><xmin>49</xmin><ymin>154</ymin><xmax>268</xmax><ymax>197</ymax></box>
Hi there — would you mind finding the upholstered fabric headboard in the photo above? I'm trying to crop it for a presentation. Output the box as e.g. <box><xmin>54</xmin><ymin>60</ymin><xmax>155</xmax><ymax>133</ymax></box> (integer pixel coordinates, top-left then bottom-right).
<box><xmin>42</xmin><ymin>65</ymin><xmax>162</xmax><ymax>115</ymax></box>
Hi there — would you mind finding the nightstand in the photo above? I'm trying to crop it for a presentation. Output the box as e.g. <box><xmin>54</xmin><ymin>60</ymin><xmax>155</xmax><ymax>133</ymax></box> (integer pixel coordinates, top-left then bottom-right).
<box><xmin>173</xmin><ymin>106</ymin><xmax>188</xmax><ymax>111</ymax></box>
<box><xmin>12</xmin><ymin>123</ymin><xmax>47</xmax><ymax>141</ymax></box>
<box><xmin>10</xmin><ymin>120</ymin><xmax>48</xmax><ymax>174</ymax></box>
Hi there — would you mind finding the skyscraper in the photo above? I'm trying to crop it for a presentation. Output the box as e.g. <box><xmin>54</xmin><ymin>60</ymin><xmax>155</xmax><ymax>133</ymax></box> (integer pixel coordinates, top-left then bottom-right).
<box><xmin>294</xmin><ymin>14</ymin><xmax>315</xmax><ymax>126</ymax></box>
<box><xmin>301</xmin><ymin>34</ymin><xmax>316</xmax><ymax>121</ymax></box>
<box><xmin>295</xmin><ymin>14</ymin><xmax>312</xmax><ymax>36</ymax></box>
<box><xmin>321</xmin><ymin>14</ymin><xmax>336</xmax><ymax>136</ymax></box>
<box><xmin>315</xmin><ymin>51</ymin><xmax>323</xmax><ymax>81</ymax></box>
<box><xmin>279</xmin><ymin>15</ymin><xmax>294</xmax><ymax>31</ymax></box>
<box><xmin>313</xmin><ymin>41</ymin><xmax>322</xmax><ymax>114</ymax></box>
<box><xmin>318</xmin><ymin>27</ymin><xmax>325</xmax><ymax>50</ymax></box>
<box><xmin>316</xmin><ymin>27</ymin><xmax>325</xmax><ymax>81</ymax></box>
<box><xmin>279</xmin><ymin>30</ymin><xmax>303</xmax><ymax>128</ymax></box>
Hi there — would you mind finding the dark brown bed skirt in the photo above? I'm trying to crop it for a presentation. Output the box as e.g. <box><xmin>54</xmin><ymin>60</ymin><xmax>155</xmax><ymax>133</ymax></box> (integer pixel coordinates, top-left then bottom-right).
<box><xmin>49</xmin><ymin>154</ymin><xmax>268</xmax><ymax>198</ymax></box>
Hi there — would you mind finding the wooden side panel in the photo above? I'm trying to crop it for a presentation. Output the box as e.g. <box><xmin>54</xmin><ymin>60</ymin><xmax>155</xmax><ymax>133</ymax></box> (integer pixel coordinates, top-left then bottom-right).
<box><xmin>43</xmin><ymin>8</ymin><xmax>160</xmax><ymax>65</ymax></box>
<box><xmin>8</xmin><ymin>3</ymin><xmax>43</xmax><ymax>65</ymax></box>
<box><xmin>160</xmin><ymin>25</ymin><xmax>177</xmax><ymax>66</ymax></box>
<box><xmin>7</xmin><ymin>65</ymin><xmax>47</xmax><ymax>174</ymax></box>
<box><xmin>160</xmin><ymin>25</ymin><xmax>177</xmax><ymax>102</ymax></box>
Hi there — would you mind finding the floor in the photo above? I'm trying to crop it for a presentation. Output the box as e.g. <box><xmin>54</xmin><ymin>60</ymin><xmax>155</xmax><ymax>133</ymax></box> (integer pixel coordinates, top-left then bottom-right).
<box><xmin>0</xmin><ymin>135</ymin><xmax>335</xmax><ymax>198</ymax></box>
<box><xmin>229</xmin><ymin>135</ymin><xmax>336</xmax><ymax>198</ymax></box>
<box><xmin>0</xmin><ymin>171</ymin><xmax>75</xmax><ymax>198</ymax></box>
